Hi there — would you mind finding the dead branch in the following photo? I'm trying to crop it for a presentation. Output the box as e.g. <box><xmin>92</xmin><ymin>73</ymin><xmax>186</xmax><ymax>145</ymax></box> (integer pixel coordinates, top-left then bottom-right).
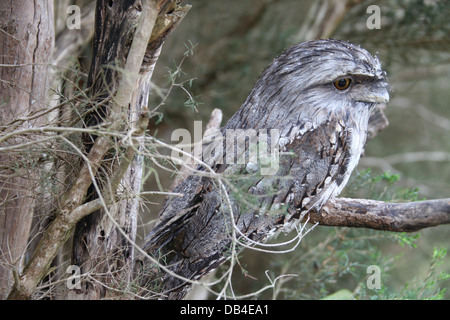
<box><xmin>310</xmin><ymin>197</ymin><xmax>450</xmax><ymax>232</ymax></box>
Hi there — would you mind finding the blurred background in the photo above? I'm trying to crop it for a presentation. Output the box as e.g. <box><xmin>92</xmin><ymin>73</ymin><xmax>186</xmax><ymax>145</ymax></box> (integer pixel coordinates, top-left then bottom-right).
<box><xmin>141</xmin><ymin>0</ymin><xmax>450</xmax><ymax>299</ymax></box>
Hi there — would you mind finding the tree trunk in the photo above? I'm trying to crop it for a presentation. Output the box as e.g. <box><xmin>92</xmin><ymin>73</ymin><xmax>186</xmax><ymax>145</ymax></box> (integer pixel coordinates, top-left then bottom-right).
<box><xmin>0</xmin><ymin>0</ymin><xmax>54</xmax><ymax>300</ymax></box>
<box><xmin>70</xmin><ymin>0</ymin><xmax>189</xmax><ymax>299</ymax></box>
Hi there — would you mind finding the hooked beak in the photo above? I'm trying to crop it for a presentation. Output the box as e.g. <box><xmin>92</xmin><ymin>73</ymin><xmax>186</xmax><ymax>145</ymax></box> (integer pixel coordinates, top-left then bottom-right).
<box><xmin>362</xmin><ymin>88</ymin><xmax>390</xmax><ymax>104</ymax></box>
<box><xmin>358</xmin><ymin>80</ymin><xmax>390</xmax><ymax>104</ymax></box>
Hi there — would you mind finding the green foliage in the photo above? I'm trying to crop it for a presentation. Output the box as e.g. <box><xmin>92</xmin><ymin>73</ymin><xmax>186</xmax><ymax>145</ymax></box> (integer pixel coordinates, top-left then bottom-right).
<box><xmin>155</xmin><ymin>40</ymin><xmax>202</xmax><ymax>122</ymax></box>
<box><xmin>344</xmin><ymin>168</ymin><xmax>422</xmax><ymax>202</ymax></box>
<box><xmin>363</xmin><ymin>247</ymin><xmax>450</xmax><ymax>300</ymax></box>
<box><xmin>233</xmin><ymin>170</ymin><xmax>449</xmax><ymax>300</ymax></box>
<box><xmin>391</xmin><ymin>232</ymin><xmax>420</xmax><ymax>248</ymax></box>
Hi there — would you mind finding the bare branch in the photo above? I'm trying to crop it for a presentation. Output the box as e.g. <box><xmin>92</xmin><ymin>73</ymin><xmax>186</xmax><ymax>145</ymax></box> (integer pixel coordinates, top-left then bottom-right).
<box><xmin>309</xmin><ymin>197</ymin><xmax>450</xmax><ymax>232</ymax></box>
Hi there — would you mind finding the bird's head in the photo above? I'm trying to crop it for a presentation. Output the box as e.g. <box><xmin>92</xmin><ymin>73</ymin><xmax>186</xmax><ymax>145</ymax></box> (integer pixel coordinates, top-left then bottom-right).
<box><xmin>289</xmin><ymin>39</ymin><xmax>390</xmax><ymax>105</ymax></box>
<box><xmin>240</xmin><ymin>39</ymin><xmax>390</xmax><ymax>130</ymax></box>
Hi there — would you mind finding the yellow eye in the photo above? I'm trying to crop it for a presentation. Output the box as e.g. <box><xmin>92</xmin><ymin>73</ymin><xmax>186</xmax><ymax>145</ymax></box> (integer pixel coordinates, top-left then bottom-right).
<box><xmin>333</xmin><ymin>78</ymin><xmax>352</xmax><ymax>90</ymax></box>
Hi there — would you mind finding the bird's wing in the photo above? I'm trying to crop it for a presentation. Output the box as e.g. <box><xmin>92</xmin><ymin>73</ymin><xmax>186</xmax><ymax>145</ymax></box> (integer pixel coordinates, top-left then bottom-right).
<box><xmin>141</xmin><ymin>118</ymin><xmax>353</xmax><ymax>298</ymax></box>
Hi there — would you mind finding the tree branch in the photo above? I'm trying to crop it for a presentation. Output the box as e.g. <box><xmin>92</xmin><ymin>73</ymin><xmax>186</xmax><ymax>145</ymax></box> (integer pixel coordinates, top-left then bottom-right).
<box><xmin>6</xmin><ymin>0</ymin><xmax>186</xmax><ymax>300</ymax></box>
<box><xmin>68</xmin><ymin>0</ymin><xmax>190</xmax><ymax>299</ymax></box>
<box><xmin>309</xmin><ymin>197</ymin><xmax>450</xmax><ymax>232</ymax></box>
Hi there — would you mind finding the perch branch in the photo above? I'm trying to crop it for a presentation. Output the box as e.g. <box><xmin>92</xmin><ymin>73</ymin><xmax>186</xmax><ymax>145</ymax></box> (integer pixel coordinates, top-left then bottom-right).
<box><xmin>309</xmin><ymin>197</ymin><xmax>450</xmax><ymax>232</ymax></box>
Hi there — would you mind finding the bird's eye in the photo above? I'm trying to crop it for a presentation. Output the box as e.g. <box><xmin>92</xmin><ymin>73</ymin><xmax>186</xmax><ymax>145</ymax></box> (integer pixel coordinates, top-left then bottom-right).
<box><xmin>333</xmin><ymin>78</ymin><xmax>352</xmax><ymax>90</ymax></box>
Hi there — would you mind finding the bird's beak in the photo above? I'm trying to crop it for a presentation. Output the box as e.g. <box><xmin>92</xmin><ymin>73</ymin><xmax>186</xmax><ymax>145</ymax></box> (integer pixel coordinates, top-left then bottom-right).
<box><xmin>363</xmin><ymin>88</ymin><xmax>390</xmax><ymax>104</ymax></box>
<box><xmin>359</xmin><ymin>81</ymin><xmax>390</xmax><ymax>104</ymax></box>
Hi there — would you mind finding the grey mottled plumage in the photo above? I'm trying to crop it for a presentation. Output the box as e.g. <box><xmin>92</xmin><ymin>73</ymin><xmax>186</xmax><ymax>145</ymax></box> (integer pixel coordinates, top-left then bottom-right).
<box><xmin>140</xmin><ymin>39</ymin><xmax>390</xmax><ymax>299</ymax></box>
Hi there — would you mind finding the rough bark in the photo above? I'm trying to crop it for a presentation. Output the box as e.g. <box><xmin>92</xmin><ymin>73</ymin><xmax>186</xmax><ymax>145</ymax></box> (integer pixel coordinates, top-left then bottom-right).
<box><xmin>4</xmin><ymin>0</ymin><xmax>189</xmax><ymax>300</ymax></box>
<box><xmin>310</xmin><ymin>197</ymin><xmax>450</xmax><ymax>232</ymax></box>
<box><xmin>69</xmin><ymin>0</ymin><xmax>190</xmax><ymax>299</ymax></box>
<box><xmin>0</xmin><ymin>0</ymin><xmax>54</xmax><ymax>300</ymax></box>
